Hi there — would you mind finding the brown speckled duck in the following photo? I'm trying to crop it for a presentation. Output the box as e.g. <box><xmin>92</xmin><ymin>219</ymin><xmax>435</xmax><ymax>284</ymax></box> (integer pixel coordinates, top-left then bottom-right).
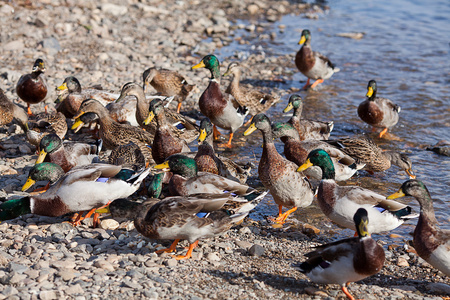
<box><xmin>192</xmin><ymin>55</ymin><xmax>248</xmax><ymax>148</ymax></box>
<box><xmin>295</xmin><ymin>30</ymin><xmax>340</xmax><ymax>90</ymax></box>
<box><xmin>0</xmin><ymin>88</ymin><xmax>28</xmax><ymax>130</ymax></box>
<box><xmin>26</xmin><ymin>111</ymin><xmax>67</xmax><ymax>148</ymax></box>
<box><xmin>16</xmin><ymin>58</ymin><xmax>48</xmax><ymax>115</ymax></box>
<box><xmin>143</xmin><ymin>67</ymin><xmax>195</xmax><ymax>113</ymax></box>
<box><xmin>358</xmin><ymin>80</ymin><xmax>400</xmax><ymax>138</ymax></box>
<box><xmin>244</xmin><ymin>114</ymin><xmax>314</xmax><ymax>224</ymax></box>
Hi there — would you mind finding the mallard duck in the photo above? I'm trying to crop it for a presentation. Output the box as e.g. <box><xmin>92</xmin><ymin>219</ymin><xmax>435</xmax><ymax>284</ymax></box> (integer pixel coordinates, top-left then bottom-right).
<box><xmin>358</xmin><ymin>80</ymin><xmax>400</xmax><ymax>138</ymax></box>
<box><xmin>153</xmin><ymin>154</ymin><xmax>254</xmax><ymax>196</ymax></box>
<box><xmin>388</xmin><ymin>180</ymin><xmax>449</xmax><ymax>276</ymax></box>
<box><xmin>244</xmin><ymin>114</ymin><xmax>314</xmax><ymax>224</ymax></box>
<box><xmin>35</xmin><ymin>133</ymin><xmax>100</xmax><ymax>172</ymax></box>
<box><xmin>16</xmin><ymin>58</ymin><xmax>48</xmax><ymax>115</ymax></box>
<box><xmin>426</xmin><ymin>141</ymin><xmax>450</xmax><ymax>157</ymax></box>
<box><xmin>297</xmin><ymin>149</ymin><xmax>418</xmax><ymax>233</ymax></box>
<box><xmin>143</xmin><ymin>99</ymin><xmax>190</xmax><ymax>164</ymax></box>
<box><xmin>283</xmin><ymin>95</ymin><xmax>333</xmax><ymax>140</ymax></box>
<box><xmin>192</xmin><ymin>55</ymin><xmax>248</xmax><ymax>148</ymax></box>
<box><xmin>142</xmin><ymin>67</ymin><xmax>195</xmax><ymax>113</ymax></box>
<box><xmin>98</xmin><ymin>192</ymin><xmax>265</xmax><ymax>260</ymax></box>
<box><xmin>272</xmin><ymin>122</ymin><xmax>363</xmax><ymax>181</ymax></box>
<box><xmin>295</xmin><ymin>30</ymin><xmax>339</xmax><ymax>90</ymax></box>
<box><xmin>0</xmin><ymin>163</ymin><xmax>151</xmax><ymax>222</ymax></box>
<box><xmin>0</xmin><ymin>88</ymin><xmax>28</xmax><ymax>130</ymax></box>
<box><xmin>298</xmin><ymin>208</ymin><xmax>385</xmax><ymax>300</ymax></box>
<box><xmin>26</xmin><ymin>111</ymin><xmax>68</xmax><ymax>148</ymax></box>
<box><xmin>73</xmin><ymin>99</ymin><xmax>154</xmax><ymax>150</ymax></box>
<box><xmin>222</xmin><ymin>62</ymin><xmax>280</xmax><ymax>122</ymax></box>
<box><xmin>194</xmin><ymin>118</ymin><xmax>251</xmax><ymax>184</ymax></box>
<box><xmin>21</xmin><ymin>162</ymin><xmax>65</xmax><ymax>192</ymax></box>
<box><xmin>108</xmin><ymin>141</ymin><xmax>148</xmax><ymax>170</ymax></box>
<box><xmin>326</xmin><ymin>136</ymin><xmax>415</xmax><ymax>178</ymax></box>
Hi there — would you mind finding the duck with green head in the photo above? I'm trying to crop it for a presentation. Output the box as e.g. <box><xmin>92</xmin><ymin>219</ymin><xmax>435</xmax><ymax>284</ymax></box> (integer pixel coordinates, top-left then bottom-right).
<box><xmin>16</xmin><ymin>58</ymin><xmax>47</xmax><ymax>115</ymax></box>
<box><xmin>388</xmin><ymin>180</ymin><xmax>449</xmax><ymax>276</ymax></box>
<box><xmin>244</xmin><ymin>114</ymin><xmax>314</xmax><ymax>225</ymax></box>
<box><xmin>297</xmin><ymin>149</ymin><xmax>418</xmax><ymax>233</ymax></box>
<box><xmin>192</xmin><ymin>54</ymin><xmax>248</xmax><ymax>148</ymax></box>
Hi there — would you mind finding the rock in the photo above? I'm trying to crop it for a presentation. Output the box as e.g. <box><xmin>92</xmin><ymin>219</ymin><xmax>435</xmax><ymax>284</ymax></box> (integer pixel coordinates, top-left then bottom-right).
<box><xmin>9</xmin><ymin>262</ymin><xmax>28</xmax><ymax>274</ymax></box>
<box><xmin>39</xmin><ymin>290</ymin><xmax>57</xmax><ymax>300</ymax></box>
<box><xmin>238</xmin><ymin>227</ymin><xmax>252</xmax><ymax>235</ymax></box>
<box><xmin>3</xmin><ymin>40</ymin><xmax>24</xmax><ymax>51</ymax></box>
<box><xmin>0</xmin><ymin>4</ymin><xmax>14</xmax><ymax>15</ymax></box>
<box><xmin>235</xmin><ymin>240</ymin><xmax>252</xmax><ymax>249</ymax></box>
<box><xmin>397</xmin><ymin>257</ymin><xmax>409</xmax><ymax>267</ymax></box>
<box><xmin>58</xmin><ymin>268</ymin><xmax>76</xmax><ymax>281</ymax></box>
<box><xmin>51</xmin><ymin>260</ymin><xmax>76</xmax><ymax>270</ymax></box>
<box><xmin>247</xmin><ymin>4</ymin><xmax>259</xmax><ymax>15</ymax></box>
<box><xmin>64</xmin><ymin>284</ymin><xmax>84</xmax><ymax>295</ymax></box>
<box><xmin>41</xmin><ymin>37</ymin><xmax>61</xmax><ymax>55</ymax></box>
<box><xmin>206</xmin><ymin>252</ymin><xmax>220</xmax><ymax>262</ymax></box>
<box><xmin>248</xmin><ymin>244</ymin><xmax>264</xmax><ymax>256</ymax></box>
<box><xmin>427</xmin><ymin>282</ymin><xmax>450</xmax><ymax>294</ymax></box>
<box><xmin>1</xmin><ymin>286</ymin><xmax>18</xmax><ymax>298</ymax></box>
<box><xmin>101</xmin><ymin>3</ymin><xmax>128</xmax><ymax>16</ymax></box>
<box><xmin>48</xmin><ymin>223</ymin><xmax>74</xmax><ymax>234</ymax></box>
<box><xmin>100</xmin><ymin>219</ymin><xmax>119</xmax><ymax>230</ymax></box>
<box><xmin>165</xmin><ymin>258</ymin><xmax>177</xmax><ymax>267</ymax></box>
<box><xmin>93</xmin><ymin>259</ymin><xmax>115</xmax><ymax>272</ymax></box>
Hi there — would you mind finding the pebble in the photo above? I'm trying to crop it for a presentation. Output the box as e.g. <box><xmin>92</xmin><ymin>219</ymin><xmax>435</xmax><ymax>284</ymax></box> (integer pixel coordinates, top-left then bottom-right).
<box><xmin>248</xmin><ymin>244</ymin><xmax>265</xmax><ymax>256</ymax></box>
<box><xmin>100</xmin><ymin>219</ymin><xmax>120</xmax><ymax>230</ymax></box>
<box><xmin>93</xmin><ymin>260</ymin><xmax>115</xmax><ymax>272</ymax></box>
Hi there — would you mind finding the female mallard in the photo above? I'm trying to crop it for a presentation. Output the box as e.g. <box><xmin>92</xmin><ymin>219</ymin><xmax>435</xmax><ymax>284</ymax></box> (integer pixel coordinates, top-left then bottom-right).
<box><xmin>195</xmin><ymin>118</ymin><xmax>251</xmax><ymax>184</ymax></box>
<box><xmin>388</xmin><ymin>180</ymin><xmax>449</xmax><ymax>276</ymax></box>
<box><xmin>295</xmin><ymin>30</ymin><xmax>339</xmax><ymax>90</ymax></box>
<box><xmin>272</xmin><ymin>122</ymin><xmax>363</xmax><ymax>181</ymax></box>
<box><xmin>143</xmin><ymin>99</ymin><xmax>190</xmax><ymax>164</ymax></box>
<box><xmin>0</xmin><ymin>88</ymin><xmax>28</xmax><ymax>130</ymax></box>
<box><xmin>142</xmin><ymin>67</ymin><xmax>195</xmax><ymax>113</ymax></box>
<box><xmin>35</xmin><ymin>133</ymin><xmax>99</xmax><ymax>172</ymax></box>
<box><xmin>298</xmin><ymin>208</ymin><xmax>385</xmax><ymax>300</ymax></box>
<box><xmin>153</xmin><ymin>154</ymin><xmax>254</xmax><ymax>197</ymax></box>
<box><xmin>358</xmin><ymin>80</ymin><xmax>400</xmax><ymax>138</ymax></box>
<box><xmin>283</xmin><ymin>95</ymin><xmax>333</xmax><ymax>140</ymax></box>
<box><xmin>222</xmin><ymin>62</ymin><xmax>279</xmax><ymax>122</ymax></box>
<box><xmin>16</xmin><ymin>58</ymin><xmax>47</xmax><ymax>115</ymax></box>
<box><xmin>326</xmin><ymin>136</ymin><xmax>415</xmax><ymax>178</ymax></box>
<box><xmin>26</xmin><ymin>111</ymin><xmax>68</xmax><ymax>148</ymax></box>
<box><xmin>297</xmin><ymin>149</ymin><xmax>418</xmax><ymax>233</ymax></box>
<box><xmin>244</xmin><ymin>114</ymin><xmax>314</xmax><ymax>224</ymax></box>
<box><xmin>108</xmin><ymin>141</ymin><xmax>147</xmax><ymax>170</ymax></box>
<box><xmin>192</xmin><ymin>55</ymin><xmax>248</xmax><ymax>148</ymax></box>
<box><xmin>0</xmin><ymin>163</ymin><xmax>151</xmax><ymax>223</ymax></box>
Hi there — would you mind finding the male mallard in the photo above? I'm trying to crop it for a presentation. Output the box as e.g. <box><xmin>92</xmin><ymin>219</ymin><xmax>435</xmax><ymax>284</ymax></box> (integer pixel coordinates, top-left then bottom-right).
<box><xmin>153</xmin><ymin>154</ymin><xmax>254</xmax><ymax>196</ymax></box>
<box><xmin>326</xmin><ymin>136</ymin><xmax>415</xmax><ymax>178</ymax></box>
<box><xmin>35</xmin><ymin>133</ymin><xmax>100</xmax><ymax>172</ymax></box>
<box><xmin>283</xmin><ymin>95</ymin><xmax>333</xmax><ymax>140</ymax></box>
<box><xmin>358</xmin><ymin>80</ymin><xmax>400</xmax><ymax>138</ymax></box>
<box><xmin>297</xmin><ymin>149</ymin><xmax>418</xmax><ymax>233</ymax></box>
<box><xmin>298</xmin><ymin>208</ymin><xmax>385</xmax><ymax>300</ymax></box>
<box><xmin>244</xmin><ymin>114</ymin><xmax>314</xmax><ymax>224</ymax></box>
<box><xmin>388</xmin><ymin>180</ymin><xmax>449</xmax><ymax>276</ymax></box>
<box><xmin>192</xmin><ymin>55</ymin><xmax>248</xmax><ymax>148</ymax></box>
<box><xmin>272</xmin><ymin>122</ymin><xmax>363</xmax><ymax>181</ymax></box>
<box><xmin>223</xmin><ymin>62</ymin><xmax>279</xmax><ymax>122</ymax></box>
<box><xmin>0</xmin><ymin>163</ymin><xmax>151</xmax><ymax>222</ymax></box>
<box><xmin>16</xmin><ymin>58</ymin><xmax>47</xmax><ymax>115</ymax></box>
<box><xmin>142</xmin><ymin>67</ymin><xmax>195</xmax><ymax>113</ymax></box>
<box><xmin>21</xmin><ymin>162</ymin><xmax>65</xmax><ymax>192</ymax></box>
<box><xmin>0</xmin><ymin>88</ymin><xmax>28</xmax><ymax>130</ymax></box>
<box><xmin>26</xmin><ymin>111</ymin><xmax>67</xmax><ymax>148</ymax></box>
<box><xmin>295</xmin><ymin>30</ymin><xmax>339</xmax><ymax>90</ymax></box>
<box><xmin>143</xmin><ymin>99</ymin><xmax>191</xmax><ymax>164</ymax></box>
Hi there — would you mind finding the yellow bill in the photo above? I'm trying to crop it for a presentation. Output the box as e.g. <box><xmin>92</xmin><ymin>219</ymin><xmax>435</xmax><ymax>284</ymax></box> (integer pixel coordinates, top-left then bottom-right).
<box><xmin>192</xmin><ymin>60</ymin><xmax>206</xmax><ymax>69</ymax></box>
<box><xmin>73</xmin><ymin>111</ymin><xmax>85</xmax><ymax>120</ymax></box>
<box><xmin>243</xmin><ymin>123</ymin><xmax>257</xmax><ymax>136</ymax></box>
<box><xmin>143</xmin><ymin>111</ymin><xmax>155</xmax><ymax>125</ymax></box>
<box><xmin>299</xmin><ymin>35</ymin><xmax>306</xmax><ymax>45</ymax></box>
<box><xmin>71</xmin><ymin>118</ymin><xmax>85</xmax><ymax>131</ymax></box>
<box><xmin>35</xmin><ymin>149</ymin><xmax>48</xmax><ymax>164</ymax></box>
<box><xmin>387</xmin><ymin>190</ymin><xmax>405</xmax><ymax>200</ymax></box>
<box><xmin>366</xmin><ymin>86</ymin><xmax>374</xmax><ymax>98</ymax></box>
<box><xmin>95</xmin><ymin>206</ymin><xmax>111</xmax><ymax>214</ymax></box>
<box><xmin>153</xmin><ymin>161</ymin><xmax>170</xmax><ymax>170</ymax></box>
<box><xmin>21</xmin><ymin>177</ymin><xmax>36</xmax><ymax>192</ymax></box>
<box><xmin>283</xmin><ymin>102</ymin><xmax>294</xmax><ymax>113</ymax></box>
<box><xmin>57</xmin><ymin>82</ymin><xmax>68</xmax><ymax>90</ymax></box>
<box><xmin>297</xmin><ymin>159</ymin><xmax>313</xmax><ymax>172</ymax></box>
<box><xmin>198</xmin><ymin>129</ymin><xmax>207</xmax><ymax>144</ymax></box>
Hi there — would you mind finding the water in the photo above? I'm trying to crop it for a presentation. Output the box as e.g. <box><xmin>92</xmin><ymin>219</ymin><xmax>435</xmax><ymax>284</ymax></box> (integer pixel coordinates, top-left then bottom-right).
<box><xmin>215</xmin><ymin>0</ymin><xmax>450</xmax><ymax>238</ymax></box>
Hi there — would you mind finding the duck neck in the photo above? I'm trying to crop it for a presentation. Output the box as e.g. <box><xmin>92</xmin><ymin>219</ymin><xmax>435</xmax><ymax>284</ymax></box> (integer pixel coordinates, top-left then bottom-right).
<box><xmin>209</xmin><ymin>65</ymin><xmax>221</xmax><ymax>83</ymax></box>
<box><xmin>132</xmin><ymin>88</ymin><xmax>149</xmax><ymax>123</ymax></box>
<box><xmin>155</xmin><ymin>110</ymin><xmax>167</xmax><ymax>128</ymax></box>
<box><xmin>418</xmin><ymin>191</ymin><xmax>438</xmax><ymax>224</ymax></box>
<box><xmin>293</xmin><ymin>104</ymin><xmax>303</xmax><ymax>119</ymax></box>
<box><xmin>319</xmin><ymin>161</ymin><xmax>336</xmax><ymax>180</ymax></box>
<box><xmin>31</xmin><ymin>70</ymin><xmax>43</xmax><ymax>79</ymax></box>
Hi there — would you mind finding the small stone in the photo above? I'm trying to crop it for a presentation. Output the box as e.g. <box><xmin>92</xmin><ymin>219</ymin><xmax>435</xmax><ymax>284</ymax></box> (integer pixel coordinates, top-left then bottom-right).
<box><xmin>4</xmin><ymin>40</ymin><xmax>24</xmax><ymax>51</ymax></box>
<box><xmin>101</xmin><ymin>4</ymin><xmax>128</xmax><ymax>16</ymax></box>
<box><xmin>427</xmin><ymin>282</ymin><xmax>450</xmax><ymax>294</ymax></box>
<box><xmin>122</xmin><ymin>280</ymin><xmax>141</xmax><ymax>289</ymax></box>
<box><xmin>93</xmin><ymin>259</ymin><xmax>115</xmax><ymax>272</ymax></box>
<box><xmin>64</xmin><ymin>284</ymin><xmax>84</xmax><ymax>295</ymax></box>
<box><xmin>206</xmin><ymin>252</ymin><xmax>220</xmax><ymax>262</ymax></box>
<box><xmin>18</xmin><ymin>144</ymin><xmax>32</xmax><ymax>154</ymax></box>
<box><xmin>100</xmin><ymin>219</ymin><xmax>119</xmax><ymax>230</ymax></box>
<box><xmin>58</xmin><ymin>268</ymin><xmax>76</xmax><ymax>281</ymax></box>
<box><xmin>9</xmin><ymin>262</ymin><xmax>28</xmax><ymax>274</ymax></box>
<box><xmin>247</xmin><ymin>4</ymin><xmax>259</xmax><ymax>15</ymax></box>
<box><xmin>235</xmin><ymin>240</ymin><xmax>252</xmax><ymax>249</ymax></box>
<box><xmin>238</xmin><ymin>227</ymin><xmax>251</xmax><ymax>234</ymax></box>
<box><xmin>1</xmin><ymin>286</ymin><xmax>18</xmax><ymax>297</ymax></box>
<box><xmin>39</xmin><ymin>290</ymin><xmax>57</xmax><ymax>300</ymax></box>
<box><xmin>397</xmin><ymin>257</ymin><xmax>409</xmax><ymax>267</ymax></box>
<box><xmin>165</xmin><ymin>258</ymin><xmax>177</xmax><ymax>267</ymax></box>
<box><xmin>22</xmin><ymin>245</ymin><xmax>32</xmax><ymax>255</ymax></box>
<box><xmin>51</xmin><ymin>260</ymin><xmax>76</xmax><ymax>270</ymax></box>
<box><xmin>248</xmin><ymin>244</ymin><xmax>264</xmax><ymax>256</ymax></box>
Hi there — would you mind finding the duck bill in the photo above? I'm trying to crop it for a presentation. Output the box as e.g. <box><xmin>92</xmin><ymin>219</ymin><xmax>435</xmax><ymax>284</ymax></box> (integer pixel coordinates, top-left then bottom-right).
<box><xmin>73</xmin><ymin>111</ymin><xmax>85</xmax><ymax>120</ymax></box>
<box><xmin>143</xmin><ymin>82</ymin><xmax>149</xmax><ymax>93</ymax></box>
<box><xmin>298</xmin><ymin>35</ymin><xmax>306</xmax><ymax>45</ymax></box>
<box><xmin>143</xmin><ymin>111</ymin><xmax>155</xmax><ymax>125</ymax></box>
<box><xmin>192</xmin><ymin>60</ymin><xmax>206</xmax><ymax>69</ymax></box>
<box><xmin>35</xmin><ymin>149</ymin><xmax>48</xmax><ymax>164</ymax></box>
<box><xmin>222</xmin><ymin>71</ymin><xmax>229</xmax><ymax>77</ymax></box>
<box><xmin>95</xmin><ymin>206</ymin><xmax>110</xmax><ymax>214</ymax></box>
<box><xmin>366</xmin><ymin>86</ymin><xmax>374</xmax><ymax>98</ymax></box>
<box><xmin>387</xmin><ymin>190</ymin><xmax>406</xmax><ymax>200</ymax></box>
<box><xmin>406</xmin><ymin>169</ymin><xmax>416</xmax><ymax>179</ymax></box>
<box><xmin>198</xmin><ymin>129</ymin><xmax>207</xmax><ymax>144</ymax></box>
<box><xmin>115</xmin><ymin>93</ymin><xmax>125</xmax><ymax>103</ymax></box>
<box><xmin>243</xmin><ymin>123</ymin><xmax>257</xmax><ymax>136</ymax></box>
<box><xmin>71</xmin><ymin>119</ymin><xmax>85</xmax><ymax>132</ymax></box>
<box><xmin>21</xmin><ymin>178</ymin><xmax>36</xmax><ymax>192</ymax></box>
<box><xmin>57</xmin><ymin>82</ymin><xmax>68</xmax><ymax>91</ymax></box>
<box><xmin>153</xmin><ymin>161</ymin><xmax>170</xmax><ymax>171</ymax></box>
<box><xmin>297</xmin><ymin>159</ymin><xmax>313</xmax><ymax>172</ymax></box>
<box><xmin>283</xmin><ymin>102</ymin><xmax>294</xmax><ymax>113</ymax></box>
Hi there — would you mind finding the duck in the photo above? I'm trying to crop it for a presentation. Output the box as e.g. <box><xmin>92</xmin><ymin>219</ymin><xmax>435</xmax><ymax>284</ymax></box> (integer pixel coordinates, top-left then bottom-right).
<box><xmin>358</xmin><ymin>80</ymin><xmax>400</xmax><ymax>138</ymax></box>
<box><xmin>143</xmin><ymin>99</ymin><xmax>191</xmax><ymax>164</ymax></box>
<box><xmin>0</xmin><ymin>88</ymin><xmax>28</xmax><ymax>131</ymax></box>
<box><xmin>298</xmin><ymin>208</ymin><xmax>385</xmax><ymax>300</ymax></box>
<box><xmin>97</xmin><ymin>192</ymin><xmax>265</xmax><ymax>260</ymax></box>
<box><xmin>0</xmin><ymin>163</ymin><xmax>151</xmax><ymax>223</ymax></box>
<box><xmin>16</xmin><ymin>58</ymin><xmax>48</xmax><ymax>115</ymax></box>
<box><xmin>35</xmin><ymin>133</ymin><xmax>100</xmax><ymax>172</ymax></box>
<box><xmin>271</xmin><ymin>122</ymin><xmax>363</xmax><ymax>181</ymax></box>
<box><xmin>73</xmin><ymin>99</ymin><xmax>154</xmax><ymax>151</ymax></box>
<box><xmin>222</xmin><ymin>62</ymin><xmax>279</xmax><ymax>123</ymax></box>
<box><xmin>192</xmin><ymin>55</ymin><xmax>248</xmax><ymax>148</ymax></box>
<box><xmin>326</xmin><ymin>136</ymin><xmax>415</xmax><ymax>178</ymax></box>
<box><xmin>244</xmin><ymin>114</ymin><xmax>314</xmax><ymax>224</ymax></box>
<box><xmin>108</xmin><ymin>141</ymin><xmax>148</xmax><ymax>170</ymax></box>
<box><xmin>297</xmin><ymin>149</ymin><xmax>418</xmax><ymax>233</ymax></box>
<box><xmin>387</xmin><ymin>180</ymin><xmax>449</xmax><ymax>276</ymax></box>
<box><xmin>295</xmin><ymin>30</ymin><xmax>339</xmax><ymax>90</ymax></box>
<box><xmin>153</xmin><ymin>154</ymin><xmax>254</xmax><ymax>197</ymax></box>
<box><xmin>142</xmin><ymin>67</ymin><xmax>195</xmax><ymax>113</ymax></box>
<box><xmin>194</xmin><ymin>118</ymin><xmax>251</xmax><ymax>184</ymax></box>
<box><xmin>283</xmin><ymin>95</ymin><xmax>333</xmax><ymax>140</ymax></box>
<box><xmin>26</xmin><ymin>111</ymin><xmax>68</xmax><ymax>148</ymax></box>
<box><xmin>21</xmin><ymin>162</ymin><xmax>65</xmax><ymax>193</ymax></box>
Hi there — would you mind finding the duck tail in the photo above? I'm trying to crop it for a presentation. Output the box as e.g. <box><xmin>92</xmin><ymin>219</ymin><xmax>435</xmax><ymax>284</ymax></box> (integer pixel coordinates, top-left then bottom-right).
<box><xmin>126</xmin><ymin>167</ymin><xmax>152</xmax><ymax>187</ymax></box>
<box><xmin>237</xmin><ymin>105</ymin><xmax>249</xmax><ymax>117</ymax></box>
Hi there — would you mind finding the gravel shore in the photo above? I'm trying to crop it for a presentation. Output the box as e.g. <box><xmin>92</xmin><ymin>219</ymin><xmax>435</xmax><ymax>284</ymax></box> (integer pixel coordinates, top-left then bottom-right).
<box><xmin>0</xmin><ymin>1</ymin><xmax>448</xmax><ymax>299</ymax></box>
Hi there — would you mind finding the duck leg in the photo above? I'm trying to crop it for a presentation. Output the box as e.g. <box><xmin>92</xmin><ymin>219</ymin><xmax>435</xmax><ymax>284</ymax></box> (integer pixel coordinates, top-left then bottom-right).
<box><xmin>378</xmin><ymin>127</ymin><xmax>388</xmax><ymax>138</ymax></box>
<box><xmin>213</xmin><ymin>125</ymin><xmax>222</xmax><ymax>141</ymax></box>
<box><xmin>218</xmin><ymin>133</ymin><xmax>234</xmax><ymax>148</ymax></box>
<box><xmin>174</xmin><ymin>240</ymin><xmax>198</xmax><ymax>260</ymax></box>
<box><xmin>341</xmin><ymin>283</ymin><xmax>356</xmax><ymax>300</ymax></box>
<box><xmin>26</xmin><ymin>104</ymin><xmax>33</xmax><ymax>116</ymax></box>
<box><xmin>176</xmin><ymin>102</ymin><xmax>182</xmax><ymax>114</ymax></box>
<box><xmin>269</xmin><ymin>205</ymin><xmax>298</xmax><ymax>224</ymax></box>
<box><xmin>310</xmin><ymin>79</ymin><xmax>324</xmax><ymax>89</ymax></box>
<box><xmin>156</xmin><ymin>239</ymin><xmax>180</xmax><ymax>254</ymax></box>
<box><xmin>301</xmin><ymin>78</ymin><xmax>311</xmax><ymax>90</ymax></box>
